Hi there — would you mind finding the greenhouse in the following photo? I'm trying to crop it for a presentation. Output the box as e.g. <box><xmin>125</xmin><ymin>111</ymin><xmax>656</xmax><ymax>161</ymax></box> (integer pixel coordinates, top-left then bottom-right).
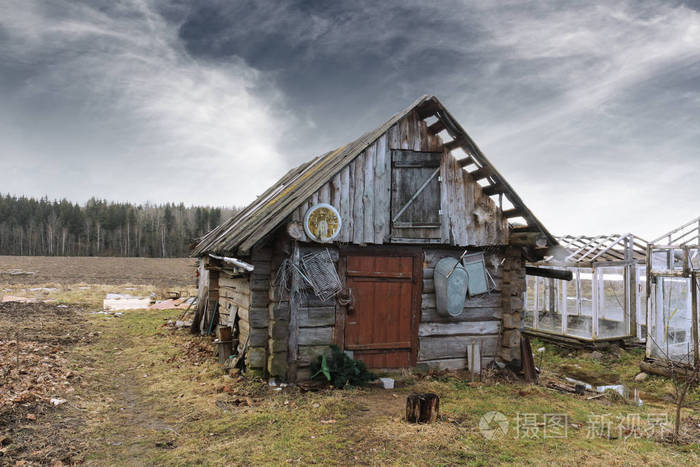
<box><xmin>646</xmin><ymin>216</ymin><xmax>699</xmax><ymax>365</ymax></box>
<box><xmin>524</xmin><ymin>233</ymin><xmax>648</xmax><ymax>344</ymax></box>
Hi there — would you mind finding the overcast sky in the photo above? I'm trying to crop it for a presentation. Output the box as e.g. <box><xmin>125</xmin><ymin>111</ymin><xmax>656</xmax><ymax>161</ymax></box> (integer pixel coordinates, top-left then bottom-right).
<box><xmin>1</xmin><ymin>0</ymin><xmax>699</xmax><ymax>238</ymax></box>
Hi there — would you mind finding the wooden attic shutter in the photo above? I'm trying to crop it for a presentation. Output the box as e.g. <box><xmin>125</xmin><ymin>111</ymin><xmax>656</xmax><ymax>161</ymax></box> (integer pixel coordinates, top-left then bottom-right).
<box><xmin>390</xmin><ymin>150</ymin><xmax>442</xmax><ymax>242</ymax></box>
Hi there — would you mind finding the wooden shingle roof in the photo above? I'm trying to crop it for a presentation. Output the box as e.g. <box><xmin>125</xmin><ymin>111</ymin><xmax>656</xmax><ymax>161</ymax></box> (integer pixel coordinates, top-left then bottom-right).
<box><xmin>193</xmin><ymin>95</ymin><xmax>556</xmax><ymax>256</ymax></box>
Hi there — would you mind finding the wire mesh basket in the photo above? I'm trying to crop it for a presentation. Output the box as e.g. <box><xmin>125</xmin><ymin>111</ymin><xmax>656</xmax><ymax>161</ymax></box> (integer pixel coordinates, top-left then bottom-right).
<box><xmin>300</xmin><ymin>249</ymin><xmax>342</xmax><ymax>301</ymax></box>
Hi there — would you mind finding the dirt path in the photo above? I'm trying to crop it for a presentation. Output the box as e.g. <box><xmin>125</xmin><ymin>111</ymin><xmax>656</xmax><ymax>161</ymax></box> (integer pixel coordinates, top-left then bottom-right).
<box><xmin>1</xmin><ymin>303</ymin><xmax>183</xmax><ymax>465</ymax></box>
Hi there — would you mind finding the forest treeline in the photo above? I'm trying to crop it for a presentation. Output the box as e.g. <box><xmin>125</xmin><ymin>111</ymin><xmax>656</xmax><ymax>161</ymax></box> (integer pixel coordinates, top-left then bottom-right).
<box><xmin>0</xmin><ymin>194</ymin><xmax>238</xmax><ymax>257</ymax></box>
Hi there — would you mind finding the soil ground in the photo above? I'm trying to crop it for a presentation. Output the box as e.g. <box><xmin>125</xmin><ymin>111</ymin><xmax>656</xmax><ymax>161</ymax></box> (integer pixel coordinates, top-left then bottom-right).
<box><xmin>1</xmin><ymin>256</ymin><xmax>698</xmax><ymax>465</ymax></box>
<box><xmin>0</xmin><ymin>256</ymin><xmax>195</xmax><ymax>287</ymax></box>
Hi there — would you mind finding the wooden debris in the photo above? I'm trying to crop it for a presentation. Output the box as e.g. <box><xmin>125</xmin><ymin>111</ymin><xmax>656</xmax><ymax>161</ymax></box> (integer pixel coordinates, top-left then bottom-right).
<box><xmin>520</xmin><ymin>336</ymin><xmax>536</xmax><ymax>383</ymax></box>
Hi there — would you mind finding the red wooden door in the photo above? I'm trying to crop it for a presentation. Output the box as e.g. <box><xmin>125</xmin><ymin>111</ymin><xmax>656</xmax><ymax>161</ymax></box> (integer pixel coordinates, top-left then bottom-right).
<box><xmin>344</xmin><ymin>255</ymin><xmax>417</xmax><ymax>368</ymax></box>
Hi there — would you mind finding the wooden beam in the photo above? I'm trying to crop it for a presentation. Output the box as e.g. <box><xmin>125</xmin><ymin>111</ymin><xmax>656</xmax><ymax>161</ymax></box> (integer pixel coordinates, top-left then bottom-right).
<box><xmin>511</xmin><ymin>225</ymin><xmax>540</xmax><ymax>233</ymax></box>
<box><xmin>482</xmin><ymin>183</ymin><xmax>505</xmax><ymax>196</ymax></box>
<box><xmin>468</xmin><ymin>166</ymin><xmax>491</xmax><ymax>181</ymax></box>
<box><xmin>510</xmin><ymin>232</ymin><xmax>547</xmax><ymax>247</ymax></box>
<box><xmin>458</xmin><ymin>156</ymin><xmax>475</xmax><ymax>167</ymax></box>
<box><xmin>502</xmin><ymin>208</ymin><xmax>524</xmax><ymax>218</ymax></box>
<box><xmin>443</xmin><ymin>137</ymin><xmax>466</xmax><ymax>152</ymax></box>
<box><xmin>525</xmin><ymin>266</ymin><xmax>573</xmax><ymax>281</ymax></box>
<box><xmin>416</xmin><ymin>101</ymin><xmax>440</xmax><ymax>119</ymax></box>
<box><xmin>427</xmin><ymin>119</ymin><xmax>445</xmax><ymax>135</ymax></box>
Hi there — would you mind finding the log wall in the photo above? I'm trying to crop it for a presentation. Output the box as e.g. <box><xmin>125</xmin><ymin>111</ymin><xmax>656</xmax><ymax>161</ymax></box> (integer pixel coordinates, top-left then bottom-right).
<box><xmin>418</xmin><ymin>248</ymin><xmax>505</xmax><ymax>369</ymax></box>
<box><xmin>267</xmin><ymin>242</ymin><xmax>339</xmax><ymax>381</ymax></box>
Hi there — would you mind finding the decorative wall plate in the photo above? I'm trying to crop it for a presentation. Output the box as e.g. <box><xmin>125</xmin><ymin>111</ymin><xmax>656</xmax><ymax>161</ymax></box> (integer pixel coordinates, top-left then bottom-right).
<box><xmin>303</xmin><ymin>203</ymin><xmax>342</xmax><ymax>243</ymax></box>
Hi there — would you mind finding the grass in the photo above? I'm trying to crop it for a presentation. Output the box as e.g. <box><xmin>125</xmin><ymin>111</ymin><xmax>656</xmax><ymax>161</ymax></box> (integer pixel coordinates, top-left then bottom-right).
<box><xmin>59</xmin><ymin>310</ymin><xmax>699</xmax><ymax>466</ymax></box>
<box><xmin>3</xmin><ymin>276</ymin><xmax>698</xmax><ymax>465</ymax></box>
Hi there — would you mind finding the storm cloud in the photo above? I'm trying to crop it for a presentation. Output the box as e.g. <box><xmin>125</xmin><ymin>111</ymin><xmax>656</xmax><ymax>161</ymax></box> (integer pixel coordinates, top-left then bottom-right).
<box><xmin>1</xmin><ymin>0</ymin><xmax>699</xmax><ymax>238</ymax></box>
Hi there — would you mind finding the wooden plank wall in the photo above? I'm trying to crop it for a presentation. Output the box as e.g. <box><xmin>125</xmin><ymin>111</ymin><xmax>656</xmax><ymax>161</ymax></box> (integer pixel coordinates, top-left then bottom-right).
<box><xmin>290</xmin><ymin>110</ymin><xmax>508</xmax><ymax>247</ymax></box>
<box><xmin>418</xmin><ymin>248</ymin><xmax>505</xmax><ymax>369</ymax></box>
<box><xmin>440</xmin><ymin>153</ymin><xmax>508</xmax><ymax>245</ymax></box>
<box><xmin>216</xmin><ymin>247</ymin><xmax>271</xmax><ymax>372</ymax></box>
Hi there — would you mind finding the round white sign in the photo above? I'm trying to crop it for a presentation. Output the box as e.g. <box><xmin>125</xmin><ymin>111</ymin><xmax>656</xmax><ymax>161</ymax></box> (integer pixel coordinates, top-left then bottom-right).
<box><xmin>303</xmin><ymin>203</ymin><xmax>342</xmax><ymax>243</ymax></box>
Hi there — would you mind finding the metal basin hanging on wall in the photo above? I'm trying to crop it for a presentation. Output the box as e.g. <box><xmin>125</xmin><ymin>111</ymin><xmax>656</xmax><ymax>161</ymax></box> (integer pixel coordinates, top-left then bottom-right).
<box><xmin>434</xmin><ymin>257</ymin><xmax>468</xmax><ymax>317</ymax></box>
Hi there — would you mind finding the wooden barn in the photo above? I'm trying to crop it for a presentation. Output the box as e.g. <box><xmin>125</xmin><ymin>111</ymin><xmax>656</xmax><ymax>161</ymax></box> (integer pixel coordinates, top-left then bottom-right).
<box><xmin>192</xmin><ymin>95</ymin><xmax>557</xmax><ymax>381</ymax></box>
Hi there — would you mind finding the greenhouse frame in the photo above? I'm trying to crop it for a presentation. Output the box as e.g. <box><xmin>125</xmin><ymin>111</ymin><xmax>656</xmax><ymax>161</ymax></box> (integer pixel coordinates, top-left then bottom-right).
<box><xmin>646</xmin><ymin>216</ymin><xmax>700</xmax><ymax>365</ymax></box>
<box><xmin>524</xmin><ymin>233</ymin><xmax>649</xmax><ymax>344</ymax></box>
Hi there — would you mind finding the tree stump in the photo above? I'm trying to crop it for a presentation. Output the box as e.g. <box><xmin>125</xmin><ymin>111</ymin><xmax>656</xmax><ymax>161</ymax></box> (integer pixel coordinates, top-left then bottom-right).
<box><xmin>405</xmin><ymin>393</ymin><xmax>439</xmax><ymax>423</ymax></box>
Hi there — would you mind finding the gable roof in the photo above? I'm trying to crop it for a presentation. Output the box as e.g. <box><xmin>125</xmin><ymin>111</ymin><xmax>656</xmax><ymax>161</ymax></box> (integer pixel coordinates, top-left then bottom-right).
<box><xmin>554</xmin><ymin>234</ymin><xmax>648</xmax><ymax>263</ymax></box>
<box><xmin>193</xmin><ymin>95</ymin><xmax>556</xmax><ymax>256</ymax></box>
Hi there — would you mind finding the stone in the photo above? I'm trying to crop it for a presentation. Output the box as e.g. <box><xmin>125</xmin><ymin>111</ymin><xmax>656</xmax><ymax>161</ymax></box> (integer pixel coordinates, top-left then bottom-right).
<box><xmin>590</xmin><ymin>351</ymin><xmax>604</xmax><ymax>360</ymax></box>
<box><xmin>634</xmin><ymin>372</ymin><xmax>649</xmax><ymax>382</ymax></box>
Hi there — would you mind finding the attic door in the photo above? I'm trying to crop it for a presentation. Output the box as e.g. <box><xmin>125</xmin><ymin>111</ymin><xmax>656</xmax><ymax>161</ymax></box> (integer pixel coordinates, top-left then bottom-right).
<box><xmin>391</xmin><ymin>151</ymin><xmax>442</xmax><ymax>241</ymax></box>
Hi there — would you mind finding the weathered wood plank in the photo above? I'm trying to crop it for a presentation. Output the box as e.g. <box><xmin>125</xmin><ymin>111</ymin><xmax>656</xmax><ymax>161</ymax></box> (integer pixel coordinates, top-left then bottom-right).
<box><xmin>412</xmin><ymin>112</ymin><xmax>422</xmax><ymax>152</ymax></box>
<box><xmin>421</xmin><ymin>292</ymin><xmax>502</xmax><ymax>310</ymax></box>
<box><xmin>352</xmin><ymin>157</ymin><xmax>364</xmax><ymax>244</ymax></box>
<box><xmin>219</xmin><ymin>289</ymin><xmax>250</xmax><ymax>309</ymax></box>
<box><xmin>238</xmin><ymin>306</ymin><xmax>268</xmax><ymax>328</ymax></box>
<box><xmin>400</xmin><ymin>116</ymin><xmax>410</xmax><ymax>150</ymax></box>
<box><xmin>420</xmin><ymin>356</ymin><xmax>496</xmax><ymax>370</ymax></box>
<box><xmin>298</xmin><ymin>306</ymin><xmax>336</xmax><ymax>328</ymax></box>
<box><xmin>440</xmin><ymin>152</ymin><xmax>450</xmax><ymax>243</ymax></box>
<box><xmin>339</xmin><ymin>165</ymin><xmax>351</xmax><ymax>242</ymax></box>
<box><xmin>374</xmin><ymin>134</ymin><xmax>390</xmax><ymax>244</ymax></box>
<box><xmin>418</xmin><ymin>320</ymin><xmax>500</xmax><ymax>337</ymax></box>
<box><xmin>421</xmin><ymin>307</ymin><xmax>502</xmax><ymax>323</ymax></box>
<box><xmin>287</xmin><ymin>244</ymin><xmax>300</xmax><ymax>381</ymax></box>
<box><xmin>418</xmin><ymin>335</ymin><xmax>500</xmax><ymax>361</ymax></box>
<box><xmin>239</xmin><ymin>325</ymin><xmax>267</xmax><ymax>347</ymax></box>
<box><xmin>218</xmin><ymin>276</ymin><xmax>250</xmax><ymax>290</ymax></box>
<box><xmin>298</xmin><ymin>326</ymin><xmax>334</xmax><ymax>346</ymax></box>
<box><xmin>331</xmin><ymin>173</ymin><xmax>341</xmax><ymax>209</ymax></box>
<box><xmin>451</xmin><ymin>156</ymin><xmax>468</xmax><ymax>245</ymax></box>
<box><xmin>388</xmin><ymin>123</ymin><xmax>400</xmax><ymax>149</ymax></box>
<box><xmin>463</xmin><ymin>170</ymin><xmax>476</xmax><ymax>243</ymax></box>
<box><xmin>319</xmin><ymin>181</ymin><xmax>331</xmax><ymax>205</ymax></box>
<box><xmin>363</xmin><ymin>142</ymin><xmax>375</xmax><ymax>243</ymax></box>
<box><xmin>298</xmin><ymin>345</ymin><xmax>332</xmax><ymax>366</ymax></box>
